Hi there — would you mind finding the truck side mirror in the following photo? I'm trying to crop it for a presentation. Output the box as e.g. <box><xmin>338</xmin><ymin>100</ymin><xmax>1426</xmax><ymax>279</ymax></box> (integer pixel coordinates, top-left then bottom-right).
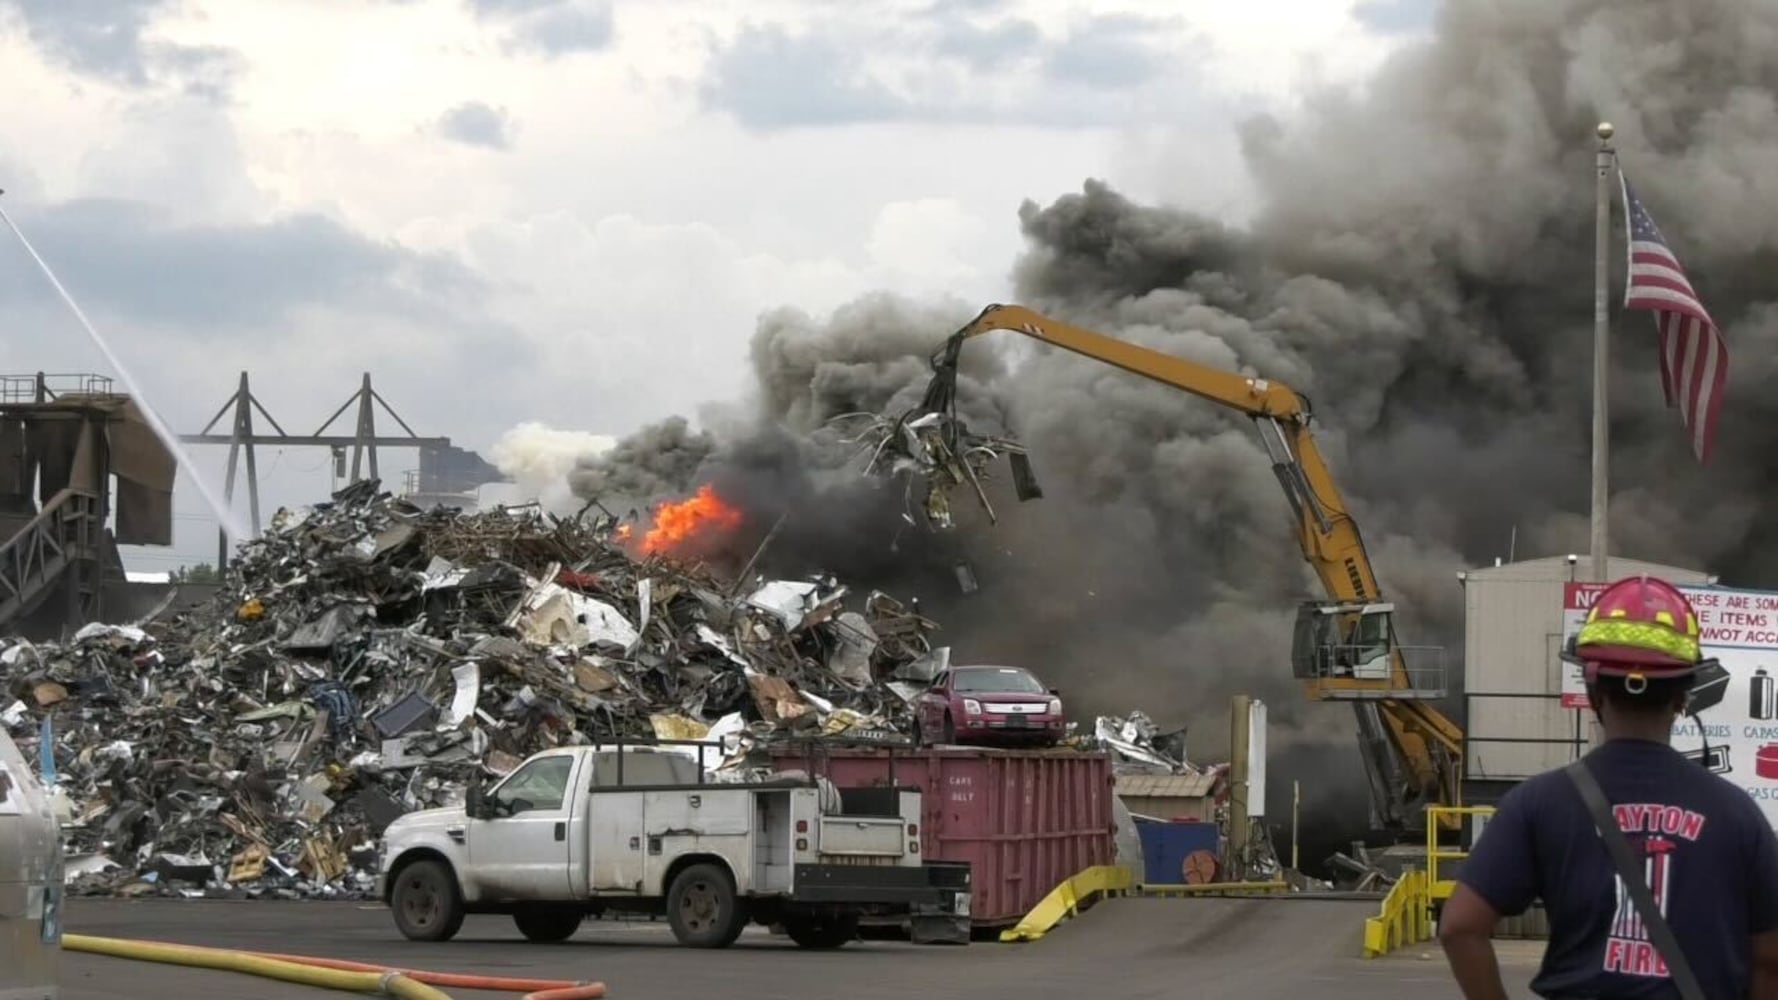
<box><xmin>465</xmin><ymin>781</ymin><xmax>488</xmax><ymax>820</ymax></box>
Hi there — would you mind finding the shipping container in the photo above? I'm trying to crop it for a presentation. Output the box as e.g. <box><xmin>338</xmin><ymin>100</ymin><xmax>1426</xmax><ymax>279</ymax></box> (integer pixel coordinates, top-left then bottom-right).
<box><xmin>770</xmin><ymin>745</ymin><xmax>1115</xmax><ymax>928</ymax></box>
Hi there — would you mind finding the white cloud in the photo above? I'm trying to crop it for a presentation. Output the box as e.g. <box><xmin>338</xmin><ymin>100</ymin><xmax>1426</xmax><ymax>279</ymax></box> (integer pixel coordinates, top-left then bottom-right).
<box><xmin>437</xmin><ymin>101</ymin><xmax>516</xmax><ymax>150</ymax></box>
<box><xmin>0</xmin><ymin>0</ymin><xmax>1418</xmax><ymax>573</ymax></box>
<box><xmin>2</xmin><ymin>0</ymin><xmax>242</xmax><ymax>100</ymax></box>
<box><xmin>490</xmin><ymin>421</ymin><xmax>616</xmax><ymax>509</ymax></box>
<box><xmin>863</xmin><ymin>199</ymin><xmax>1002</xmax><ymax>295</ymax></box>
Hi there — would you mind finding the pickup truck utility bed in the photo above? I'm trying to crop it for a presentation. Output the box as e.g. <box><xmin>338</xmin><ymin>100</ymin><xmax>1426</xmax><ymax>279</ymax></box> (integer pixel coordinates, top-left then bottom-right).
<box><xmin>378</xmin><ymin>743</ymin><xmax>970</xmax><ymax>948</ymax></box>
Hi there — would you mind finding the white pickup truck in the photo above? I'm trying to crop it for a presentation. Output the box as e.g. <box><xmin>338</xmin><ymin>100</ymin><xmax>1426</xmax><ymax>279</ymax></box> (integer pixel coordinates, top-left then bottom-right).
<box><xmin>376</xmin><ymin>743</ymin><xmax>970</xmax><ymax>949</ymax></box>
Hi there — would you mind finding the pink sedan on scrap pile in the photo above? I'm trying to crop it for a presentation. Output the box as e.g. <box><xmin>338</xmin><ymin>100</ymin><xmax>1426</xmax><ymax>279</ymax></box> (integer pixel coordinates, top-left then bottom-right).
<box><xmin>914</xmin><ymin>664</ymin><xmax>1066</xmax><ymax>748</ymax></box>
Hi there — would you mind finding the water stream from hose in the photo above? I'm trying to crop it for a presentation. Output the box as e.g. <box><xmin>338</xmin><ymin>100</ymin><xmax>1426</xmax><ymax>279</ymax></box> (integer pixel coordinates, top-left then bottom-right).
<box><xmin>0</xmin><ymin>197</ymin><xmax>252</xmax><ymax>545</ymax></box>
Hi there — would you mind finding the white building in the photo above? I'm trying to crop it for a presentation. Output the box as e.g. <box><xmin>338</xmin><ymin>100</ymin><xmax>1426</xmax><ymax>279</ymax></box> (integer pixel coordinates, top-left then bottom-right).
<box><xmin>1459</xmin><ymin>555</ymin><xmax>1713</xmax><ymax>807</ymax></box>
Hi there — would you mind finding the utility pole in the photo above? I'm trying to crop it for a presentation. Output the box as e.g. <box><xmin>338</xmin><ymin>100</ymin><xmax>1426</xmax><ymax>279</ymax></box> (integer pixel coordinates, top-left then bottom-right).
<box><xmin>1590</xmin><ymin>121</ymin><xmax>1618</xmax><ymax>583</ymax></box>
<box><xmin>1229</xmin><ymin>693</ymin><xmax>1252</xmax><ymax>882</ymax></box>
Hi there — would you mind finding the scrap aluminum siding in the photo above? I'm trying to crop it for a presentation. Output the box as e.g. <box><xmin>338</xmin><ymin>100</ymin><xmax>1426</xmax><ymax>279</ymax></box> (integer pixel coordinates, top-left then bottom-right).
<box><xmin>1461</xmin><ymin>556</ymin><xmax>1708</xmax><ymax>781</ymax></box>
<box><xmin>769</xmin><ymin>747</ymin><xmax>1114</xmax><ymax>927</ymax></box>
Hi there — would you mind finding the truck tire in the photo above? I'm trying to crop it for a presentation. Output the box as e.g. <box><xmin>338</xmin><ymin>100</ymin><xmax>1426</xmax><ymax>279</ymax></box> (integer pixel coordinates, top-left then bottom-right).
<box><xmin>941</xmin><ymin>712</ymin><xmax>956</xmax><ymax>744</ymax></box>
<box><xmin>783</xmin><ymin>913</ymin><xmax>857</xmax><ymax>950</ymax></box>
<box><xmin>513</xmin><ymin>905</ymin><xmax>584</xmax><ymax>943</ymax></box>
<box><xmin>666</xmin><ymin>863</ymin><xmax>746</xmax><ymax>948</ymax></box>
<box><xmin>390</xmin><ymin>859</ymin><xmax>465</xmax><ymax>942</ymax></box>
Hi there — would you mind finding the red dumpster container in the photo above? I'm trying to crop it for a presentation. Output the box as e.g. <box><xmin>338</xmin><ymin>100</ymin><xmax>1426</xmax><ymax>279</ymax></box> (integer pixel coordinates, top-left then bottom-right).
<box><xmin>769</xmin><ymin>746</ymin><xmax>1116</xmax><ymax>927</ymax></box>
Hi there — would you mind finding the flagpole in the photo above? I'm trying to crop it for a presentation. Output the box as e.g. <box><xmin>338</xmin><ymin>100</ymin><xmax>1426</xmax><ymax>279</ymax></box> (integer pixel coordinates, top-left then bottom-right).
<box><xmin>1590</xmin><ymin>121</ymin><xmax>1617</xmax><ymax>583</ymax></box>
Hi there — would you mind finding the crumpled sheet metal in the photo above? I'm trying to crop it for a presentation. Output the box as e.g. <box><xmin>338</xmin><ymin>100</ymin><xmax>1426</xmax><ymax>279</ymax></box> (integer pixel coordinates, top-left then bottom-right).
<box><xmin>825</xmin><ymin>405</ymin><xmax>1034</xmax><ymax>530</ymax></box>
<box><xmin>507</xmin><ymin>572</ymin><xmax>640</xmax><ymax>651</ymax></box>
<box><xmin>0</xmin><ymin>477</ymin><xmax>942</xmax><ymax>900</ymax></box>
<box><xmin>1094</xmin><ymin>711</ymin><xmax>1196</xmax><ymax>774</ymax></box>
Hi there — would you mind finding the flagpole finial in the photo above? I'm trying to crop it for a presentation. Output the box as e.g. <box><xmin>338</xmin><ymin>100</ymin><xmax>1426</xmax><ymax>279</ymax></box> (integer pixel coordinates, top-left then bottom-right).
<box><xmin>1597</xmin><ymin>121</ymin><xmax>1615</xmax><ymax>142</ymax></box>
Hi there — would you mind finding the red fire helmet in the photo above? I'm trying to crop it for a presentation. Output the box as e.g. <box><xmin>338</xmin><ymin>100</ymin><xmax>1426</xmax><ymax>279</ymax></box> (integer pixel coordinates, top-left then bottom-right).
<box><xmin>1568</xmin><ymin>575</ymin><xmax>1706</xmax><ymax>686</ymax></box>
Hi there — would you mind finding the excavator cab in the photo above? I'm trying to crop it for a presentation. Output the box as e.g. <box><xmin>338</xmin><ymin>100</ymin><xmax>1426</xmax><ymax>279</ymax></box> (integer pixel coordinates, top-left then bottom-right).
<box><xmin>1290</xmin><ymin>601</ymin><xmax>1396</xmax><ymax>684</ymax></box>
<box><xmin>1291</xmin><ymin>600</ymin><xmax>1447</xmax><ymax>700</ymax></box>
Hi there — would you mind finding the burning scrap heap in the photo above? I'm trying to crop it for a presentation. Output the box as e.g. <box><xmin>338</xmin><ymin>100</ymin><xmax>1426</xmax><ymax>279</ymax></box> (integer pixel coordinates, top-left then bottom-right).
<box><xmin>0</xmin><ymin>479</ymin><xmax>941</xmax><ymax>899</ymax></box>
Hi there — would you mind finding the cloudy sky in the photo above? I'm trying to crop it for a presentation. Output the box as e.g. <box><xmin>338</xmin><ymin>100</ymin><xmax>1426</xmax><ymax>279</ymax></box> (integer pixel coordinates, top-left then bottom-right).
<box><xmin>0</xmin><ymin>0</ymin><xmax>1432</xmax><ymax>573</ymax></box>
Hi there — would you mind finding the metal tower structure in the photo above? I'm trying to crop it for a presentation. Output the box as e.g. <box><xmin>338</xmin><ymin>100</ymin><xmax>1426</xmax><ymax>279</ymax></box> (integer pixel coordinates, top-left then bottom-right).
<box><xmin>180</xmin><ymin>372</ymin><xmax>449</xmax><ymax>568</ymax></box>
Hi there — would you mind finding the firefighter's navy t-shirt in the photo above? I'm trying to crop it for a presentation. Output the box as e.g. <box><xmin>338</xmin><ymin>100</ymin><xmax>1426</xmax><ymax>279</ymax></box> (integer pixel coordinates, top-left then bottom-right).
<box><xmin>1458</xmin><ymin>738</ymin><xmax>1778</xmax><ymax>998</ymax></box>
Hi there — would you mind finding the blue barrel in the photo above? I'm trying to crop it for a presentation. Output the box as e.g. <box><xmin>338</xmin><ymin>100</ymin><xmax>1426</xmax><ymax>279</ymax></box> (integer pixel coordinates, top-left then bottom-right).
<box><xmin>1135</xmin><ymin>820</ymin><xmax>1221</xmax><ymax>885</ymax></box>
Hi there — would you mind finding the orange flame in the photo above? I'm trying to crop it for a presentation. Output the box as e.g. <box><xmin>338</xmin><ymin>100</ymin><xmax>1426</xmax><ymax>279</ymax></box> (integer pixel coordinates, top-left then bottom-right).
<box><xmin>641</xmin><ymin>484</ymin><xmax>743</xmax><ymax>556</ymax></box>
<box><xmin>614</xmin><ymin>523</ymin><xmax>634</xmax><ymax>542</ymax></box>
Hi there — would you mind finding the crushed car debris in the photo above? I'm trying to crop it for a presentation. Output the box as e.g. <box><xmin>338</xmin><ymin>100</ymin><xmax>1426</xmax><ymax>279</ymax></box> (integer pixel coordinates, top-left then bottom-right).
<box><xmin>0</xmin><ymin>479</ymin><xmax>944</xmax><ymax>900</ymax></box>
<box><xmin>1093</xmin><ymin>711</ymin><xmax>1194</xmax><ymax>774</ymax></box>
<box><xmin>825</xmin><ymin>327</ymin><xmax>1037</xmax><ymax>530</ymax></box>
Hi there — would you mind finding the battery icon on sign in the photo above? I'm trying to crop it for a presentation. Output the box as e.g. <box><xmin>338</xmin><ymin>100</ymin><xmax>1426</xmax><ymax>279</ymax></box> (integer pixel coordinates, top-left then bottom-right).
<box><xmin>1752</xmin><ymin>669</ymin><xmax>1776</xmax><ymax>722</ymax></box>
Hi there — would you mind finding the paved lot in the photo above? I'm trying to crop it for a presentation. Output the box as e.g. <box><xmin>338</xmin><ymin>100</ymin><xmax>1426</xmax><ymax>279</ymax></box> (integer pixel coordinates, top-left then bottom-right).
<box><xmin>54</xmin><ymin>897</ymin><xmax>1546</xmax><ymax>999</ymax></box>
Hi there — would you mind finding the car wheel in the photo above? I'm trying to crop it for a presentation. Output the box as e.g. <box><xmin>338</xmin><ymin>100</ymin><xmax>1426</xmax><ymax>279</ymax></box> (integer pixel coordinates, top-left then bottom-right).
<box><xmin>783</xmin><ymin>913</ymin><xmax>858</xmax><ymax>949</ymax></box>
<box><xmin>390</xmin><ymin>859</ymin><xmax>465</xmax><ymax>942</ymax></box>
<box><xmin>941</xmin><ymin>713</ymin><xmax>956</xmax><ymax>744</ymax></box>
<box><xmin>667</xmin><ymin>863</ymin><xmax>747</xmax><ymax>948</ymax></box>
<box><xmin>513</xmin><ymin>905</ymin><xmax>584</xmax><ymax>942</ymax></box>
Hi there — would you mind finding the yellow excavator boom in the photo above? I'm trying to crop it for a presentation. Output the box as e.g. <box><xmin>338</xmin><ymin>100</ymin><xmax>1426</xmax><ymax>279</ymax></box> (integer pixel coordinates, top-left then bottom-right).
<box><xmin>924</xmin><ymin>304</ymin><xmax>1464</xmax><ymax>831</ymax></box>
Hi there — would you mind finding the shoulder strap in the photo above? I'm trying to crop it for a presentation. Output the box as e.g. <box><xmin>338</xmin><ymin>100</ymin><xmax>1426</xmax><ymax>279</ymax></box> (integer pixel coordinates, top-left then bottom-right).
<box><xmin>1564</xmin><ymin>759</ymin><xmax>1706</xmax><ymax>1000</ymax></box>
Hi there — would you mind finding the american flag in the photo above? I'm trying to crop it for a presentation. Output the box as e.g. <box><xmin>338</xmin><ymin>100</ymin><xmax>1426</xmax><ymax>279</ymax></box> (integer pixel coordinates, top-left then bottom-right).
<box><xmin>1620</xmin><ymin>173</ymin><xmax>1728</xmax><ymax>464</ymax></box>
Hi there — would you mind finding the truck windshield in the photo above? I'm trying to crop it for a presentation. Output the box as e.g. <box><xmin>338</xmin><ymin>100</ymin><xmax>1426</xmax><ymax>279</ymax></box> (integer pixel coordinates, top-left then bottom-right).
<box><xmin>952</xmin><ymin>668</ymin><xmax>1046</xmax><ymax>694</ymax></box>
<box><xmin>493</xmin><ymin>755</ymin><xmax>574</xmax><ymax>814</ymax></box>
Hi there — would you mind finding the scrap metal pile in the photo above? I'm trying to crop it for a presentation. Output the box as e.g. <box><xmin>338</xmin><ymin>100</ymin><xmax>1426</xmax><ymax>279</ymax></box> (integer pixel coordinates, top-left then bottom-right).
<box><xmin>0</xmin><ymin>479</ymin><xmax>941</xmax><ymax>900</ymax></box>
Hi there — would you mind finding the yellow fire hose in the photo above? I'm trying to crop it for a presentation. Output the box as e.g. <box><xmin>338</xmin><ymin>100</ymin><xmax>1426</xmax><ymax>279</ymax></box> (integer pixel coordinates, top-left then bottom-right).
<box><xmin>62</xmin><ymin>932</ymin><xmax>610</xmax><ymax>999</ymax></box>
<box><xmin>63</xmin><ymin>933</ymin><xmax>454</xmax><ymax>998</ymax></box>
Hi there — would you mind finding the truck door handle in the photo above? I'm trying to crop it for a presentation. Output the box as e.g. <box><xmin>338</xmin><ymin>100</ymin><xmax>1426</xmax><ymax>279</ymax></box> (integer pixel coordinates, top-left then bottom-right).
<box><xmin>554</xmin><ymin>822</ymin><xmax>565</xmax><ymax>842</ymax></box>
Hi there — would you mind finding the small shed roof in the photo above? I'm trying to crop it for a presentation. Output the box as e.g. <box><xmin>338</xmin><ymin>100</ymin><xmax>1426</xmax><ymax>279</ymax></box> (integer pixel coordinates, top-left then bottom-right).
<box><xmin>1115</xmin><ymin>772</ymin><xmax>1220</xmax><ymax>798</ymax></box>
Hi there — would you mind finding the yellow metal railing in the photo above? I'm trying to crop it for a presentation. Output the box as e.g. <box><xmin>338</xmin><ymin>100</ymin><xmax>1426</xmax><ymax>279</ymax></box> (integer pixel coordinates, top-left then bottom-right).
<box><xmin>1136</xmin><ymin>880</ymin><xmax>1290</xmax><ymax>897</ymax></box>
<box><xmin>1427</xmin><ymin>804</ymin><xmax>1495</xmax><ymax>902</ymax></box>
<box><xmin>1000</xmin><ymin>869</ymin><xmax>1290</xmax><ymax>944</ymax></box>
<box><xmin>999</xmin><ymin>865</ymin><xmax>1134</xmax><ymax>943</ymax></box>
<box><xmin>1362</xmin><ymin>868</ymin><xmax>1431</xmax><ymax>957</ymax></box>
<box><xmin>1362</xmin><ymin>803</ymin><xmax>1497</xmax><ymax>958</ymax></box>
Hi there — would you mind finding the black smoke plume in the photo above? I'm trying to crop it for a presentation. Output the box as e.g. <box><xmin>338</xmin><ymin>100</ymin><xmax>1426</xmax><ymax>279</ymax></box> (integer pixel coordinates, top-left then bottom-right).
<box><xmin>554</xmin><ymin>0</ymin><xmax>1778</xmax><ymax>853</ymax></box>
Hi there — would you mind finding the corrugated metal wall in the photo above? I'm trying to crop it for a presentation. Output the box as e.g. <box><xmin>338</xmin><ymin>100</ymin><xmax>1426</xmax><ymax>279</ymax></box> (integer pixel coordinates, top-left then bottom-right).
<box><xmin>768</xmin><ymin>747</ymin><xmax>1115</xmax><ymax>927</ymax></box>
<box><xmin>1462</xmin><ymin>556</ymin><xmax>1709</xmax><ymax>781</ymax></box>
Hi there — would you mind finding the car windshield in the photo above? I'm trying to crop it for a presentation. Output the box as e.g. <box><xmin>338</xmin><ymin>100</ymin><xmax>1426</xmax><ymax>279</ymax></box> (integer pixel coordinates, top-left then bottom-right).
<box><xmin>951</xmin><ymin>667</ymin><xmax>1046</xmax><ymax>694</ymax></box>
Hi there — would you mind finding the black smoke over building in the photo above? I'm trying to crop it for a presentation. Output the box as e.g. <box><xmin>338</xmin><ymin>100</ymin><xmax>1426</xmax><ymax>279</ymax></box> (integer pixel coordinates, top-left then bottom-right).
<box><xmin>554</xmin><ymin>0</ymin><xmax>1778</xmax><ymax>849</ymax></box>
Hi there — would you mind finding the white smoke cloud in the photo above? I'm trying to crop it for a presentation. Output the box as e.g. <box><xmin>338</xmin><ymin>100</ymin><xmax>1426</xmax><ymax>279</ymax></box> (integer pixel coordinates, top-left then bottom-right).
<box><xmin>490</xmin><ymin>421</ymin><xmax>618</xmax><ymax>512</ymax></box>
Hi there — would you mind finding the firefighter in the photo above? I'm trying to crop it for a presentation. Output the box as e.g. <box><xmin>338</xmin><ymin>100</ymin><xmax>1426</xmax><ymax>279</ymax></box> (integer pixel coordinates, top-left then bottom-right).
<box><xmin>1440</xmin><ymin>575</ymin><xmax>1778</xmax><ymax>999</ymax></box>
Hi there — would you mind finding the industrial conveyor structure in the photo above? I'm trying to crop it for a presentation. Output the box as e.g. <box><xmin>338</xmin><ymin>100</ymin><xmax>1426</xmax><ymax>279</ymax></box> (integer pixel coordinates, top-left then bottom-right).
<box><xmin>0</xmin><ymin>373</ymin><xmax>176</xmax><ymax>638</ymax></box>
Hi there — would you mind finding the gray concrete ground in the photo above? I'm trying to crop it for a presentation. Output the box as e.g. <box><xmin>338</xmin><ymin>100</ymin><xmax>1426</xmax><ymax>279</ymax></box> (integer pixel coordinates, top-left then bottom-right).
<box><xmin>56</xmin><ymin>896</ymin><xmax>1546</xmax><ymax>999</ymax></box>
